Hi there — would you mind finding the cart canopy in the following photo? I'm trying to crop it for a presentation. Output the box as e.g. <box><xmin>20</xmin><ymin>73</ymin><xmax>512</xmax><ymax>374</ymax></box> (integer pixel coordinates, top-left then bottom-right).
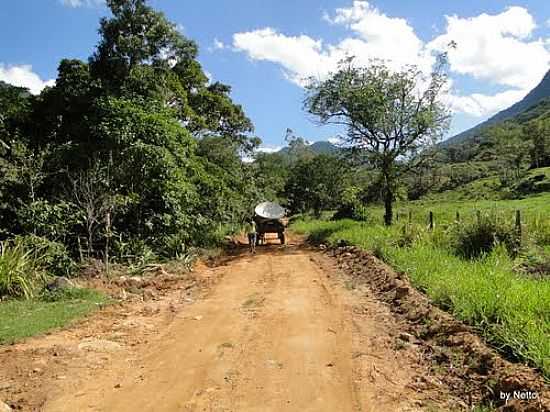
<box><xmin>254</xmin><ymin>202</ymin><xmax>285</xmax><ymax>220</ymax></box>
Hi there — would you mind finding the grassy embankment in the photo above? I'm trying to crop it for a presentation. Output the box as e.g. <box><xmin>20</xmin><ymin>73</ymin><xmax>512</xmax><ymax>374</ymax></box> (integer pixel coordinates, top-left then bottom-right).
<box><xmin>0</xmin><ymin>240</ymin><xmax>110</xmax><ymax>344</ymax></box>
<box><xmin>292</xmin><ymin>193</ymin><xmax>550</xmax><ymax>379</ymax></box>
<box><xmin>0</xmin><ymin>288</ymin><xmax>110</xmax><ymax>344</ymax></box>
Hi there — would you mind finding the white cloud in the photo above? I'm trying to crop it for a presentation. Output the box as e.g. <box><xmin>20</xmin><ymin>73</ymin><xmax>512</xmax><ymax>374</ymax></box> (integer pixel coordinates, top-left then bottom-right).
<box><xmin>256</xmin><ymin>145</ymin><xmax>283</xmax><ymax>154</ymax></box>
<box><xmin>213</xmin><ymin>38</ymin><xmax>226</xmax><ymax>50</ymax></box>
<box><xmin>241</xmin><ymin>145</ymin><xmax>283</xmax><ymax>163</ymax></box>
<box><xmin>428</xmin><ymin>6</ymin><xmax>549</xmax><ymax>90</ymax></box>
<box><xmin>233</xmin><ymin>2</ymin><xmax>550</xmax><ymax>118</ymax></box>
<box><xmin>447</xmin><ymin>89</ymin><xmax>529</xmax><ymax>117</ymax></box>
<box><xmin>234</xmin><ymin>28</ymin><xmax>331</xmax><ymax>85</ymax></box>
<box><xmin>60</xmin><ymin>0</ymin><xmax>103</xmax><ymax>7</ymax></box>
<box><xmin>0</xmin><ymin>64</ymin><xmax>55</xmax><ymax>95</ymax></box>
<box><xmin>328</xmin><ymin>137</ymin><xmax>343</xmax><ymax>145</ymax></box>
<box><xmin>325</xmin><ymin>0</ymin><xmax>432</xmax><ymax>72</ymax></box>
<box><xmin>233</xmin><ymin>2</ymin><xmax>434</xmax><ymax>85</ymax></box>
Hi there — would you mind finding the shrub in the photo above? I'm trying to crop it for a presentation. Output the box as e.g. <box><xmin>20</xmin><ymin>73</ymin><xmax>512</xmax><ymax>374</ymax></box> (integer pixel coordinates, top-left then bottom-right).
<box><xmin>161</xmin><ymin>232</ymin><xmax>189</xmax><ymax>259</ymax></box>
<box><xmin>112</xmin><ymin>237</ymin><xmax>157</xmax><ymax>275</ymax></box>
<box><xmin>450</xmin><ymin>213</ymin><xmax>521</xmax><ymax>259</ymax></box>
<box><xmin>16</xmin><ymin>200</ymin><xmax>82</xmax><ymax>242</ymax></box>
<box><xmin>160</xmin><ymin>232</ymin><xmax>197</xmax><ymax>269</ymax></box>
<box><xmin>396</xmin><ymin>223</ymin><xmax>425</xmax><ymax>247</ymax></box>
<box><xmin>16</xmin><ymin>235</ymin><xmax>76</xmax><ymax>277</ymax></box>
<box><xmin>530</xmin><ymin>216</ymin><xmax>550</xmax><ymax>247</ymax></box>
<box><xmin>0</xmin><ymin>240</ymin><xmax>46</xmax><ymax>299</ymax></box>
<box><xmin>40</xmin><ymin>287</ymin><xmax>95</xmax><ymax>303</ymax></box>
<box><xmin>112</xmin><ymin>237</ymin><xmax>157</xmax><ymax>264</ymax></box>
<box><xmin>332</xmin><ymin>187</ymin><xmax>369</xmax><ymax>222</ymax></box>
<box><xmin>516</xmin><ymin>250</ymin><xmax>550</xmax><ymax>279</ymax></box>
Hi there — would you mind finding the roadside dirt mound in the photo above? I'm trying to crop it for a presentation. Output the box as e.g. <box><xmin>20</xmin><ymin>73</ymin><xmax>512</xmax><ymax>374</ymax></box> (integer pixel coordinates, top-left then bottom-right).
<box><xmin>324</xmin><ymin>245</ymin><xmax>550</xmax><ymax>412</ymax></box>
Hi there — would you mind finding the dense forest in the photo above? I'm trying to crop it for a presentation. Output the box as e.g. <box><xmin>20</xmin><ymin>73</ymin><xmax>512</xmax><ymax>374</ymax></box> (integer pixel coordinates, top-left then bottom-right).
<box><xmin>0</xmin><ymin>0</ymin><xmax>270</xmax><ymax>275</ymax></box>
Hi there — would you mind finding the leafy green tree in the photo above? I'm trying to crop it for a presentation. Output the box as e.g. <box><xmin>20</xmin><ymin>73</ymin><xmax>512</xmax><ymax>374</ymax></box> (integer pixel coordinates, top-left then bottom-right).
<box><xmin>90</xmin><ymin>0</ymin><xmax>257</xmax><ymax>153</ymax></box>
<box><xmin>0</xmin><ymin>81</ymin><xmax>31</xmax><ymax>151</ymax></box>
<box><xmin>305</xmin><ymin>58</ymin><xmax>449</xmax><ymax>225</ymax></box>
<box><xmin>524</xmin><ymin>119</ymin><xmax>550</xmax><ymax>169</ymax></box>
<box><xmin>0</xmin><ymin>0</ymin><xmax>260</xmax><ymax>264</ymax></box>
<box><xmin>251</xmin><ymin>151</ymin><xmax>290</xmax><ymax>203</ymax></box>
<box><xmin>90</xmin><ymin>0</ymin><xmax>196</xmax><ymax>91</ymax></box>
<box><xmin>283</xmin><ymin>128</ymin><xmax>314</xmax><ymax>162</ymax></box>
<box><xmin>489</xmin><ymin>124</ymin><xmax>530</xmax><ymax>182</ymax></box>
<box><xmin>285</xmin><ymin>154</ymin><xmax>350</xmax><ymax>216</ymax></box>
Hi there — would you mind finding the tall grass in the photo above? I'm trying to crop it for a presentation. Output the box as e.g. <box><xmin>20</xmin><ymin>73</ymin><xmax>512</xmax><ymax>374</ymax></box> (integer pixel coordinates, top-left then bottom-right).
<box><xmin>292</xmin><ymin>217</ymin><xmax>550</xmax><ymax>379</ymax></box>
<box><xmin>0</xmin><ymin>241</ymin><xmax>46</xmax><ymax>299</ymax></box>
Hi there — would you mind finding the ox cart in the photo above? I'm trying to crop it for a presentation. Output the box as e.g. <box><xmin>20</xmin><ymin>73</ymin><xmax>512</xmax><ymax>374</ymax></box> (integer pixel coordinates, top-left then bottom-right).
<box><xmin>254</xmin><ymin>202</ymin><xmax>286</xmax><ymax>245</ymax></box>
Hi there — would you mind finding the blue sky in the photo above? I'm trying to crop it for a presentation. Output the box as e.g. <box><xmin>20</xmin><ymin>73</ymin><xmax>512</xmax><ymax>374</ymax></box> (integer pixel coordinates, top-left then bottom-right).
<box><xmin>1</xmin><ymin>1</ymin><xmax>549</xmax><ymax>150</ymax></box>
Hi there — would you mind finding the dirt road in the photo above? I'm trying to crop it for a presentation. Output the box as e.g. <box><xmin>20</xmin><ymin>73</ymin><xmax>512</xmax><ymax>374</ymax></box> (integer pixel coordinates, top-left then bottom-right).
<box><xmin>5</xmin><ymin>240</ymin><xmax>462</xmax><ymax>411</ymax></box>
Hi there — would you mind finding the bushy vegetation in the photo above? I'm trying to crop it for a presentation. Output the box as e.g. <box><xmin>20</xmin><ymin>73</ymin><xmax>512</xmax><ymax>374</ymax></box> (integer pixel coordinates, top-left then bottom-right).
<box><xmin>292</xmin><ymin>197</ymin><xmax>550</xmax><ymax>378</ymax></box>
<box><xmin>450</xmin><ymin>213</ymin><xmax>521</xmax><ymax>259</ymax></box>
<box><xmin>0</xmin><ymin>240</ymin><xmax>46</xmax><ymax>299</ymax></box>
<box><xmin>17</xmin><ymin>235</ymin><xmax>76</xmax><ymax>277</ymax></box>
<box><xmin>332</xmin><ymin>186</ymin><xmax>370</xmax><ymax>221</ymax></box>
<box><xmin>0</xmin><ymin>0</ymin><xmax>271</xmax><ymax>300</ymax></box>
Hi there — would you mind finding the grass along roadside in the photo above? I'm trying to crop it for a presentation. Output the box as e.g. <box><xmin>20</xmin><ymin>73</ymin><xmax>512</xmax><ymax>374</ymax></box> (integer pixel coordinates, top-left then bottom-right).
<box><xmin>291</xmin><ymin>218</ymin><xmax>550</xmax><ymax>379</ymax></box>
<box><xmin>0</xmin><ymin>288</ymin><xmax>110</xmax><ymax>344</ymax></box>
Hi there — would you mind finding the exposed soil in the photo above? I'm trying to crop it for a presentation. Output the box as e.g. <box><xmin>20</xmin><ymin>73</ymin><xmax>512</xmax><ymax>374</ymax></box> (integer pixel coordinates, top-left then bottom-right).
<box><xmin>0</xmin><ymin>235</ymin><xmax>547</xmax><ymax>411</ymax></box>
<box><xmin>323</xmin><ymin>244</ymin><xmax>549</xmax><ymax>412</ymax></box>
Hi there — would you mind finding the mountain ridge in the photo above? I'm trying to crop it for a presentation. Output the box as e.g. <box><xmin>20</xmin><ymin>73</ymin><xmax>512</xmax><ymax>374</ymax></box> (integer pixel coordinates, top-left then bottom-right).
<box><xmin>444</xmin><ymin>69</ymin><xmax>550</xmax><ymax>146</ymax></box>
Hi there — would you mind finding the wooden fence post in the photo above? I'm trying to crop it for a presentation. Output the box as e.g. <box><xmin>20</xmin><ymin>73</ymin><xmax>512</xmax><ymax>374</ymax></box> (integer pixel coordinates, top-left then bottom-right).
<box><xmin>429</xmin><ymin>211</ymin><xmax>434</xmax><ymax>231</ymax></box>
<box><xmin>456</xmin><ymin>211</ymin><xmax>460</xmax><ymax>222</ymax></box>
<box><xmin>396</xmin><ymin>212</ymin><xmax>399</xmax><ymax>222</ymax></box>
<box><xmin>476</xmin><ymin>210</ymin><xmax>481</xmax><ymax>224</ymax></box>
<box><xmin>515</xmin><ymin>210</ymin><xmax>522</xmax><ymax>241</ymax></box>
<box><xmin>408</xmin><ymin>210</ymin><xmax>412</xmax><ymax>224</ymax></box>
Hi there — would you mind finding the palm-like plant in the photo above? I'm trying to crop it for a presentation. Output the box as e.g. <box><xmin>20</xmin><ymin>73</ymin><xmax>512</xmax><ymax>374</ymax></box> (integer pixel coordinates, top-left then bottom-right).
<box><xmin>0</xmin><ymin>241</ymin><xmax>45</xmax><ymax>299</ymax></box>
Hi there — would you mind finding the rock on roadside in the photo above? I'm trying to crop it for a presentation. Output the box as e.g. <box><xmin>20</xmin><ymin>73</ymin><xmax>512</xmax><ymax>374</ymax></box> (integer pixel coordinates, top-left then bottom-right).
<box><xmin>0</xmin><ymin>401</ymin><xmax>12</xmax><ymax>412</ymax></box>
<box><xmin>46</xmin><ymin>277</ymin><xmax>77</xmax><ymax>291</ymax></box>
<box><xmin>78</xmin><ymin>338</ymin><xmax>122</xmax><ymax>353</ymax></box>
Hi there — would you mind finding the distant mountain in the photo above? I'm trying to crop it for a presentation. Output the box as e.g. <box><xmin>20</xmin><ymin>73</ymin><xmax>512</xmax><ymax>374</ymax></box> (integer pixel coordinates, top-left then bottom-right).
<box><xmin>308</xmin><ymin>141</ymin><xmax>340</xmax><ymax>154</ymax></box>
<box><xmin>277</xmin><ymin>140</ymin><xmax>339</xmax><ymax>155</ymax></box>
<box><xmin>444</xmin><ymin>69</ymin><xmax>550</xmax><ymax>146</ymax></box>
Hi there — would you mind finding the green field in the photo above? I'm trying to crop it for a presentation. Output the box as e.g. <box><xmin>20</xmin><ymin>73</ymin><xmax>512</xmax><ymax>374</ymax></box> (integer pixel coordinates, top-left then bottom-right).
<box><xmin>292</xmin><ymin>194</ymin><xmax>550</xmax><ymax>379</ymax></box>
<box><xmin>381</xmin><ymin>192</ymin><xmax>550</xmax><ymax>227</ymax></box>
<box><xmin>0</xmin><ymin>288</ymin><xmax>110</xmax><ymax>344</ymax></box>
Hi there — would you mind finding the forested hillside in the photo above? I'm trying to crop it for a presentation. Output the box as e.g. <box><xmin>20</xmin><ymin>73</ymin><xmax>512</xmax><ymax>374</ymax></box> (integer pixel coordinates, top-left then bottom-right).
<box><xmin>430</xmin><ymin>98</ymin><xmax>550</xmax><ymax>200</ymax></box>
<box><xmin>445</xmin><ymin>69</ymin><xmax>550</xmax><ymax>145</ymax></box>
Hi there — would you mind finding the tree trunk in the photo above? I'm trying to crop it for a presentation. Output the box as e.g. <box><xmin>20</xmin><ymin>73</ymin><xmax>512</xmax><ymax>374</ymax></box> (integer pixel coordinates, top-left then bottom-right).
<box><xmin>105</xmin><ymin>211</ymin><xmax>111</xmax><ymax>276</ymax></box>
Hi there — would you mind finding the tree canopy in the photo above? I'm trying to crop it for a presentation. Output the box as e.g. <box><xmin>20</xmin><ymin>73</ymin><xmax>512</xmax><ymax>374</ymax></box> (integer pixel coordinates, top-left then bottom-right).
<box><xmin>0</xmin><ymin>0</ymin><xmax>263</xmax><ymax>264</ymax></box>
<box><xmin>305</xmin><ymin>57</ymin><xmax>450</xmax><ymax>225</ymax></box>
